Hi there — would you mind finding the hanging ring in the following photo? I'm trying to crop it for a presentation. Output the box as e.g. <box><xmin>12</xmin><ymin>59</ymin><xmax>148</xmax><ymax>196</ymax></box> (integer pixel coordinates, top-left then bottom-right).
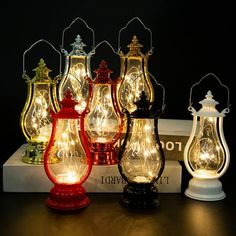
<box><xmin>61</xmin><ymin>17</ymin><xmax>95</xmax><ymax>55</ymax></box>
<box><xmin>188</xmin><ymin>73</ymin><xmax>230</xmax><ymax>113</ymax></box>
<box><xmin>22</xmin><ymin>39</ymin><xmax>62</xmax><ymax>77</ymax></box>
<box><xmin>117</xmin><ymin>17</ymin><xmax>153</xmax><ymax>54</ymax></box>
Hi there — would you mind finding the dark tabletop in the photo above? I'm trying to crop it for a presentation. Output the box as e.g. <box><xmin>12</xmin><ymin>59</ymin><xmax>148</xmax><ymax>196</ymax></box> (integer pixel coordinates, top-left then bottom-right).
<box><xmin>0</xmin><ymin>192</ymin><xmax>235</xmax><ymax>236</ymax></box>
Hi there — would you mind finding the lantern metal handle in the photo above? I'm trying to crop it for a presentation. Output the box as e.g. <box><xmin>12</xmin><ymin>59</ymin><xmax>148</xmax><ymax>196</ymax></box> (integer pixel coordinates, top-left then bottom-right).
<box><xmin>61</xmin><ymin>17</ymin><xmax>95</xmax><ymax>55</ymax></box>
<box><xmin>91</xmin><ymin>40</ymin><xmax>118</xmax><ymax>55</ymax></box>
<box><xmin>149</xmin><ymin>72</ymin><xmax>166</xmax><ymax>115</ymax></box>
<box><xmin>117</xmin><ymin>17</ymin><xmax>153</xmax><ymax>55</ymax></box>
<box><xmin>188</xmin><ymin>73</ymin><xmax>230</xmax><ymax>113</ymax></box>
<box><xmin>23</xmin><ymin>39</ymin><xmax>62</xmax><ymax>77</ymax></box>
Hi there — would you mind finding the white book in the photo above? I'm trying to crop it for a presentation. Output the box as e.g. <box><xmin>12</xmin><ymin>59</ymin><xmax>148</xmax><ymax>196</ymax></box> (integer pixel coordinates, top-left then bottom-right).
<box><xmin>3</xmin><ymin>144</ymin><xmax>182</xmax><ymax>193</ymax></box>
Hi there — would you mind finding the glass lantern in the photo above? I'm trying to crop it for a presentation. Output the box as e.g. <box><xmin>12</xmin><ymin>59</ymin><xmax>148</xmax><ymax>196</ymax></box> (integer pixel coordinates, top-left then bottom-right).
<box><xmin>118</xmin><ymin>35</ymin><xmax>154</xmax><ymax>113</ymax></box>
<box><xmin>118</xmin><ymin>91</ymin><xmax>165</xmax><ymax>208</ymax></box>
<box><xmin>44</xmin><ymin>91</ymin><xmax>92</xmax><ymax>210</ymax></box>
<box><xmin>58</xmin><ymin>17</ymin><xmax>95</xmax><ymax>113</ymax></box>
<box><xmin>58</xmin><ymin>35</ymin><xmax>93</xmax><ymax>113</ymax></box>
<box><xmin>85</xmin><ymin>60</ymin><xmax>124</xmax><ymax>165</ymax></box>
<box><xmin>184</xmin><ymin>90</ymin><xmax>230</xmax><ymax>201</ymax></box>
<box><xmin>20</xmin><ymin>57</ymin><xmax>60</xmax><ymax>164</ymax></box>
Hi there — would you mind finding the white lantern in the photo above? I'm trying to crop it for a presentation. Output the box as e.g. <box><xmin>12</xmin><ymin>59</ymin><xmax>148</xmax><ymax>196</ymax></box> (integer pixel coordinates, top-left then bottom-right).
<box><xmin>184</xmin><ymin>74</ymin><xmax>230</xmax><ymax>201</ymax></box>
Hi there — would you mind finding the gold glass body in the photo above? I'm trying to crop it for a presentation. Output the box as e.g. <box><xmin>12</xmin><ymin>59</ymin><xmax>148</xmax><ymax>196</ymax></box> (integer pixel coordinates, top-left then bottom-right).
<box><xmin>20</xmin><ymin>58</ymin><xmax>59</xmax><ymax>164</ymax></box>
<box><xmin>118</xmin><ymin>36</ymin><xmax>154</xmax><ymax>113</ymax></box>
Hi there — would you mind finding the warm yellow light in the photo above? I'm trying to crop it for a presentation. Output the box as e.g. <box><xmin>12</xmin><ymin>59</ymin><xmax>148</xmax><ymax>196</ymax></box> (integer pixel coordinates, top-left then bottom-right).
<box><xmin>24</xmin><ymin>84</ymin><xmax>53</xmax><ymax>143</ymax></box>
<box><xmin>58</xmin><ymin>35</ymin><xmax>91</xmax><ymax>113</ymax></box>
<box><xmin>188</xmin><ymin>116</ymin><xmax>225</xmax><ymax>178</ymax></box>
<box><xmin>118</xmin><ymin>36</ymin><xmax>154</xmax><ymax>113</ymax></box>
<box><xmin>120</xmin><ymin>119</ymin><xmax>163</xmax><ymax>183</ymax></box>
<box><xmin>48</xmin><ymin>119</ymin><xmax>88</xmax><ymax>183</ymax></box>
<box><xmin>85</xmin><ymin>84</ymin><xmax>119</xmax><ymax>143</ymax></box>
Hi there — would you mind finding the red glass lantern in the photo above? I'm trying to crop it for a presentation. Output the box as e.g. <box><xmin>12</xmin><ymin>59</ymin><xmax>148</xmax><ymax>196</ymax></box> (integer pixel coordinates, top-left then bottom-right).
<box><xmin>44</xmin><ymin>91</ymin><xmax>92</xmax><ymax>210</ymax></box>
<box><xmin>85</xmin><ymin>60</ymin><xmax>124</xmax><ymax>165</ymax></box>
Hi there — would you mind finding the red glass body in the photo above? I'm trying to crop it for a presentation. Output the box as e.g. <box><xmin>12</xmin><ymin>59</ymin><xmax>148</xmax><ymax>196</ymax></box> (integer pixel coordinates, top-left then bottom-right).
<box><xmin>85</xmin><ymin>60</ymin><xmax>124</xmax><ymax>165</ymax></box>
<box><xmin>44</xmin><ymin>91</ymin><xmax>92</xmax><ymax>210</ymax></box>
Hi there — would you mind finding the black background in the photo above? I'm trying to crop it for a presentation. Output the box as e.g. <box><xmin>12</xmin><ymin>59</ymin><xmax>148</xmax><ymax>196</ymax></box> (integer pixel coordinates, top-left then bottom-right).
<box><xmin>0</xmin><ymin>0</ymin><xmax>235</xmax><ymax>195</ymax></box>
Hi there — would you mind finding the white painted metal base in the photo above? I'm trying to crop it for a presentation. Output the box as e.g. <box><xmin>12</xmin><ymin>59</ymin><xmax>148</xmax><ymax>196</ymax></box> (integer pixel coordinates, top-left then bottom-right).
<box><xmin>185</xmin><ymin>177</ymin><xmax>226</xmax><ymax>201</ymax></box>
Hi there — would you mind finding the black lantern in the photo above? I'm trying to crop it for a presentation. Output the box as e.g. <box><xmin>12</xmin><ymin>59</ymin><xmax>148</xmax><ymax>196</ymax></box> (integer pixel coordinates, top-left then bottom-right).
<box><xmin>118</xmin><ymin>91</ymin><xmax>165</xmax><ymax>208</ymax></box>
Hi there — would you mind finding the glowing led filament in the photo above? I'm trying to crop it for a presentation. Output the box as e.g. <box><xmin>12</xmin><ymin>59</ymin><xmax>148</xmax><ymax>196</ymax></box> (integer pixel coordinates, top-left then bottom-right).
<box><xmin>58</xmin><ymin>35</ymin><xmax>91</xmax><ymax>113</ymax></box>
<box><xmin>20</xmin><ymin>58</ymin><xmax>59</xmax><ymax>164</ymax></box>
<box><xmin>118</xmin><ymin>36</ymin><xmax>154</xmax><ymax>113</ymax></box>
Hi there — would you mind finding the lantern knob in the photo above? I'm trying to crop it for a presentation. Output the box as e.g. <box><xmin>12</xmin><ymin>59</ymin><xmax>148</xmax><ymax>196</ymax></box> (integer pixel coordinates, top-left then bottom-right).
<box><xmin>93</xmin><ymin>60</ymin><xmax>113</xmax><ymax>83</ymax></box>
<box><xmin>131</xmin><ymin>91</ymin><xmax>153</xmax><ymax>117</ymax></box>
<box><xmin>199</xmin><ymin>90</ymin><xmax>219</xmax><ymax>108</ymax></box>
<box><xmin>195</xmin><ymin>90</ymin><xmax>223</xmax><ymax>117</ymax></box>
<box><xmin>57</xmin><ymin>90</ymin><xmax>79</xmax><ymax>118</ymax></box>
<box><xmin>32</xmin><ymin>58</ymin><xmax>52</xmax><ymax>83</ymax></box>
<box><xmin>69</xmin><ymin>35</ymin><xmax>87</xmax><ymax>56</ymax></box>
<box><xmin>127</xmin><ymin>35</ymin><xmax>144</xmax><ymax>57</ymax></box>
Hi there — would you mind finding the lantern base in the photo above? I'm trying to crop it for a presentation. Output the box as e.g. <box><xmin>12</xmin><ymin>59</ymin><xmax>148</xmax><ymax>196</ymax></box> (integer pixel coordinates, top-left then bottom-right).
<box><xmin>47</xmin><ymin>184</ymin><xmax>90</xmax><ymax>211</ymax></box>
<box><xmin>185</xmin><ymin>177</ymin><xmax>226</xmax><ymax>201</ymax></box>
<box><xmin>22</xmin><ymin>142</ymin><xmax>59</xmax><ymax>165</ymax></box>
<box><xmin>120</xmin><ymin>183</ymin><xmax>160</xmax><ymax>209</ymax></box>
<box><xmin>91</xmin><ymin>143</ymin><xmax>117</xmax><ymax>165</ymax></box>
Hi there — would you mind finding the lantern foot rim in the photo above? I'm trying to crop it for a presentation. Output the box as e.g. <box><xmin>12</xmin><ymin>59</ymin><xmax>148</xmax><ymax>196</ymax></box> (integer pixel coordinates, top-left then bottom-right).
<box><xmin>22</xmin><ymin>155</ymin><xmax>44</xmax><ymax>165</ymax></box>
<box><xmin>46</xmin><ymin>184</ymin><xmax>90</xmax><ymax>211</ymax></box>
<box><xmin>185</xmin><ymin>177</ymin><xmax>226</xmax><ymax>201</ymax></box>
<box><xmin>46</xmin><ymin>196</ymin><xmax>90</xmax><ymax>211</ymax></box>
<box><xmin>120</xmin><ymin>197</ymin><xmax>160</xmax><ymax>209</ymax></box>
<box><xmin>120</xmin><ymin>183</ymin><xmax>160</xmax><ymax>209</ymax></box>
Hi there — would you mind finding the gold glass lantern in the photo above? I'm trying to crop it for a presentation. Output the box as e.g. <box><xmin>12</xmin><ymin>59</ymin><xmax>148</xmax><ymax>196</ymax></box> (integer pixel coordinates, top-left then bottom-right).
<box><xmin>117</xmin><ymin>17</ymin><xmax>154</xmax><ymax>113</ymax></box>
<box><xmin>58</xmin><ymin>17</ymin><xmax>95</xmax><ymax>113</ymax></box>
<box><xmin>184</xmin><ymin>73</ymin><xmax>230</xmax><ymax>201</ymax></box>
<box><xmin>20</xmin><ymin>39</ymin><xmax>61</xmax><ymax>164</ymax></box>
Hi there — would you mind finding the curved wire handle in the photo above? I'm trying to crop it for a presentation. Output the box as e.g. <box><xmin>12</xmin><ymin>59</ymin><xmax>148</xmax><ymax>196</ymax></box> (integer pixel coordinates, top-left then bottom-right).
<box><xmin>149</xmin><ymin>72</ymin><xmax>166</xmax><ymax>115</ymax></box>
<box><xmin>61</xmin><ymin>17</ymin><xmax>95</xmax><ymax>54</ymax></box>
<box><xmin>117</xmin><ymin>17</ymin><xmax>153</xmax><ymax>54</ymax></box>
<box><xmin>23</xmin><ymin>39</ymin><xmax>62</xmax><ymax>76</ymax></box>
<box><xmin>91</xmin><ymin>40</ymin><xmax>118</xmax><ymax>55</ymax></box>
<box><xmin>189</xmin><ymin>72</ymin><xmax>230</xmax><ymax>113</ymax></box>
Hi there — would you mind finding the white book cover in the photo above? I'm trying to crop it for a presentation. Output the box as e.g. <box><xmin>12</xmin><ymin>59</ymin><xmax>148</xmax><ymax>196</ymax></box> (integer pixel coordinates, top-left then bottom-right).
<box><xmin>3</xmin><ymin>144</ymin><xmax>182</xmax><ymax>193</ymax></box>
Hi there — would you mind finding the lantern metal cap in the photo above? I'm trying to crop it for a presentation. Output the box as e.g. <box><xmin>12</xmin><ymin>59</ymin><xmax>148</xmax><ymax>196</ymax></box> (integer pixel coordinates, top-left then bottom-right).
<box><xmin>126</xmin><ymin>35</ymin><xmax>144</xmax><ymax>57</ymax></box>
<box><xmin>193</xmin><ymin>91</ymin><xmax>224</xmax><ymax>117</ymax></box>
<box><xmin>56</xmin><ymin>90</ymin><xmax>79</xmax><ymax>119</ymax></box>
<box><xmin>92</xmin><ymin>60</ymin><xmax>114</xmax><ymax>84</ymax></box>
<box><xmin>30</xmin><ymin>58</ymin><xmax>53</xmax><ymax>83</ymax></box>
<box><xmin>68</xmin><ymin>35</ymin><xmax>87</xmax><ymax>56</ymax></box>
<box><xmin>131</xmin><ymin>91</ymin><xmax>153</xmax><ymax>118</ymax></box>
